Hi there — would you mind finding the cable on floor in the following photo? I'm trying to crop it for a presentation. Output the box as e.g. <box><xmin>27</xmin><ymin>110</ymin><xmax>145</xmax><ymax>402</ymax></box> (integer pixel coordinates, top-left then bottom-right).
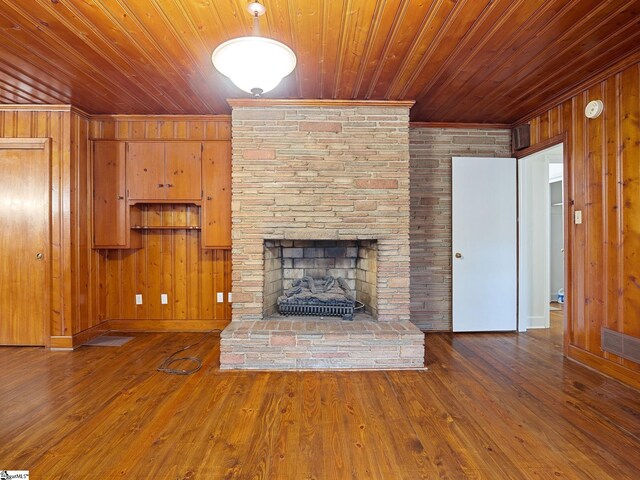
<box><xmin>157</xmin><ymin>329</ymin><xmax>221</xmax><ymax>375</ymax></box>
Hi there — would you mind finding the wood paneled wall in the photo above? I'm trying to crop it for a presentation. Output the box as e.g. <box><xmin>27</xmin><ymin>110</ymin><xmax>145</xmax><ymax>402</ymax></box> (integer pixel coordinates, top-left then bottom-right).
<box><xmin>517</xmin><ymin>61</ymin><xmax>640</xmax><ymax>386</ymax></box>
<box><xmin>91</xmin><ymin>115</ymin><xmax>232</xmax><ymax>330</ymax></box>
<box><xmin>89</xmin><ymin>115</ymin><xmax>231</xmax><ymax>142</ymax></box>
<box><xmin>104</xmin><ymin>205</ymin><xmax>231</xmax><ymax>329</ymax></box>
<box><xmin>70</xmin><ymin>112</ymin><xmax>107</xmax><ymax>337</ymax></box>
<box><xmin>0</xmin><ymin>106</ymin><xmax>104</xmax><ymax>346</ymax></box>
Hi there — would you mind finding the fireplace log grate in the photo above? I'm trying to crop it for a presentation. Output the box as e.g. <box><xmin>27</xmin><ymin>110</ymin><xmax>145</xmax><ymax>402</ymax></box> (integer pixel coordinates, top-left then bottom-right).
<box><xmin>278</xmin><ymin>301</ymin><xmax>354</xmax><ymax>320</ymax></box>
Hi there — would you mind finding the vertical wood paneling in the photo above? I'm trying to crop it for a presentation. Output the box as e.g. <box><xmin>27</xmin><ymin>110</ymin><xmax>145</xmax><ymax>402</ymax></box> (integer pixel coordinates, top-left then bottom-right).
<box><xmin>103</xmin><ymin>224</ymin><xmax>227</xmax><ymax>322</ymax></box>
<box><xmin>585</xmin><ymin>83</ymin><xmax>605</xmax><ymax>355</ymax></box>
<box><xmin>0</xmin><ymin>107</ymin><xmax>106</xmax><ymax>340</ymax></box>
<box><xmin>187</xmin><ymin>230</ymin><xmax>201</xmax><ymax>320</ymax></box>
<box><xmin>94</xmin><ymin>116</ymin><xmax>232</xmax><ymax>326</ymax></box>
<box><xmin>603</xmin><ymin>74</ymin><xmax>621</xmax><ymax>366</ymax></box>
<box><xmin>561</xmin><ymin>99</ymin><xmax>574</xmax><ymax>355</ymax></box>
<box><xmin>620</xmin><ymin>65</ymin><xmax>640</xmax><ymax>371</ymax></box>
<box><xmin>518</xmin><ymin>62</ymin><xmax>640</xmax><ymax>384</ymax></box>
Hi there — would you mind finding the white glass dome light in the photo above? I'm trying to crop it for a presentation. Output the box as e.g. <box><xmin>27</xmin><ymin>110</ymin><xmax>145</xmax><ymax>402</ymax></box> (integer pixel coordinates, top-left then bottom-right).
<box><xmin>211</xmin><ymin>2</ymin><xmax>297</xmax><ymax>97</ymax></box>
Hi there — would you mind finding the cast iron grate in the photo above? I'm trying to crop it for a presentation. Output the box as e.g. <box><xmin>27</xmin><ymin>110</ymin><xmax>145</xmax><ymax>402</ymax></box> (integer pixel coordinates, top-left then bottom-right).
<box><xmin>278</xmin><ymin>301</ymin><xmax>355</xmax><ymax>320</ymax></box>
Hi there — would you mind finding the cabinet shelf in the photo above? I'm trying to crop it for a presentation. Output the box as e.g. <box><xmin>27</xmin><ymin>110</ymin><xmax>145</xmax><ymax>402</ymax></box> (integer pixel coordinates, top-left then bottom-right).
<box><xmin>131</xmin><ymin>225</ymin><xmax>201</xmax><ymax>230</ymax></box>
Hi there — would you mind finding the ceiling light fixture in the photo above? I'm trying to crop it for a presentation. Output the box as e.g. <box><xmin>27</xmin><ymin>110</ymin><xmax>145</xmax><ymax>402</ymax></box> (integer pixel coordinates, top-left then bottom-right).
<box><xmin>211</xmin><ymin>1</ymin><xmax>297</xmax><ymax>97</ymax></box>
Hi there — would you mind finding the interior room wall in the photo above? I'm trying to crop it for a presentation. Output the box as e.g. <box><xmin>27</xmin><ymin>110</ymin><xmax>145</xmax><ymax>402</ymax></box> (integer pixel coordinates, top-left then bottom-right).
<box><xmin>408</xmin><ymin>126</ymin><xmax>512</xmax><ymax>331</ymax></box>
<box><xmin>0</xmin><ymin>107</ymin><xmax>104</xmax><ymax>347</ymax></box>
<box><xmin>90</xmin><ymin>116</ymin><xmax>232</xmax><ymax>331</ymax></box>
<box><xmin>517</xmin><ymin>60</ymin><xmax>640</xmax><ymax>387</ymax></box>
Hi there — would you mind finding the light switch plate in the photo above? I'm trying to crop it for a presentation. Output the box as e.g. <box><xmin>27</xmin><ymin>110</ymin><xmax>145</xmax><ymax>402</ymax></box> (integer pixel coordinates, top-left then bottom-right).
<box><xmin>161</xmin><ymin>293</ymin><xmax>168</xmax><ymax>304</ymax></box>
<box><xmin>135</xmin><ymin>294</ymin><xmax>143</xmax><ymax>305</ymax></box>
<box><xmin>574</xmin><ymin>210</ymin><xmax>582</xmax><ymax>224</ymax></box>
<box><xmin>216</xmin><ymin>292</ymin><xmax>224</xmax><ymax>303</ymax></box>
<box><xmin>228</xmin><ymin>292</ymin><xmax>233</xmax><ymax>303</ymax></box>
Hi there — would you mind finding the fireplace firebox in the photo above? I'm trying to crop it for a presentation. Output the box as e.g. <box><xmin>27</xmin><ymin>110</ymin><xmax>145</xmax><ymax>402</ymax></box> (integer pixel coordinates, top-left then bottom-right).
<box><xmin>264</xmin><ymin>240</ymin><xmax>378</xmax><ymax>320</ymax></box>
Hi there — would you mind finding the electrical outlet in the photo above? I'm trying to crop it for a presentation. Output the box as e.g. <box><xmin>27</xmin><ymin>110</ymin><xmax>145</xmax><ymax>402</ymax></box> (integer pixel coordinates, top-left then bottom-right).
<box><xmin>228</xmin><ymin>292</ymin><xmax>233</xmax><ymax>303</ymax></box>
<box><xmin>216</xmin><ymin>292</ymin><xmax>224</xmax><ymax>303</ymax></box>
<box><xmin>574</xmin><ymin>210</ymin><xmax>582</xmax><ymax>224</ymax></box>
<box><xmin>135</xmin><ymin>294</ymin><xmax>143</xmax><ymax>305</ymax></box>
<box><xmin>161</xmin><ymin>293</ymin><xmax>168</xmax><ymax>305</ymax></box>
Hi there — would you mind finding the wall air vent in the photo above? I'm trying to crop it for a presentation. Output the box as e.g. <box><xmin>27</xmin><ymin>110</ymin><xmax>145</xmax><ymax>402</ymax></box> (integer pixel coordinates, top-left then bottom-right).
<box><xmin>601</xmin><ymin>328</ymin><xmax>640</xmax><ymax>364</ymax></box>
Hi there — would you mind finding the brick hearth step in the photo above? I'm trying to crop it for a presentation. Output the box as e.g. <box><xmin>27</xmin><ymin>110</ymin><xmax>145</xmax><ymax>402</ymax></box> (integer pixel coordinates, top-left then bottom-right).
<box><xmin>220</xmin><ymin>319</ymin><xmax>425</xmax><ymax>370</ymax></box>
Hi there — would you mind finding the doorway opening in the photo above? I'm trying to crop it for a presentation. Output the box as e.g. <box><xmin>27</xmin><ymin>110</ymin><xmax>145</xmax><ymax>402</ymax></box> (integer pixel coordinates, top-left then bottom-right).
<box><xmin>518</xmin><ymin>143</ymin><xmax>564</xmax><ymax>332</ymax></box>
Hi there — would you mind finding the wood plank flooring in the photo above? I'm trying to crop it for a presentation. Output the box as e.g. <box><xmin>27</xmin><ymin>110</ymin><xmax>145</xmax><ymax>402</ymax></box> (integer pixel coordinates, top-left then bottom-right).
<box><xmin>1</xmin><ymin>311</ymin><xmax>639</xmax><ymax>479</ymax></box>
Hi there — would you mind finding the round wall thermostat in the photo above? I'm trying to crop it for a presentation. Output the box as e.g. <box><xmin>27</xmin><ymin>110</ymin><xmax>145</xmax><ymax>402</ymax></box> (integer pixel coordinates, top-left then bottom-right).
<box><xmin>585</xmin><ymin>100</ymin><xmax>604</xmax><ymax>119</ymax></box>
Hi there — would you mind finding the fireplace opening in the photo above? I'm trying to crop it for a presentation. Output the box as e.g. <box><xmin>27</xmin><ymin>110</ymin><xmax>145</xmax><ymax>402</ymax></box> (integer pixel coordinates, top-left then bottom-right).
<box><xmin>264</xmin><ymin>240</ymin><xmax>378</xmax><ymax>320</ymax></box>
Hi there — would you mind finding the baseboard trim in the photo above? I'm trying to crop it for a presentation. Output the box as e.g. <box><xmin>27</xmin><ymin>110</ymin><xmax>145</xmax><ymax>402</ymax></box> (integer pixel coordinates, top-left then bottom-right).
<box><xmin>108</xmin><ymin>319</ymin><xmax>230</xmax><ymax>332</ymax></box>
<box><xmin>72</xmin><ymin>322</ymin><xmax>111</xmax><ymax>347</ymax></box>
<box><xmin>50</xmin><ymin>321</ymin><xmax>110</xmax><ymax>350</ymax></box>
<box><xmin>49</xmin><ymin>319</ymin><xmax>229</xmax><ymax>350</ymax></box>
<box><xmin>567</xmin><ymin>345</ymin><xmax>640</xmax><ymax>390</ymax></box>
<box><xmin>49</xmin><ymin>336</ymin><xmax>73</xmax><ymax>349</ymax></box>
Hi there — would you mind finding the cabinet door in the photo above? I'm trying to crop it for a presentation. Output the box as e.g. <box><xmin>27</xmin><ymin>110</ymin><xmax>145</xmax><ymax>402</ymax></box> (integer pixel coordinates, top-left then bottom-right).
<box><xmin>93</xmin><ymin>142</ymin><xmax>127</xmax><ymax>247</ymax></box>
<box><xmin>165</xmin><ymin>142</ymin><xmax>202</xmax><ymax>200</ymax></box>
<box><xmin>202</xmin><ymin>142</ymin><xmax>231</xmax><ymax>248</ymax></box>
<box><xmin>126</xmin><ymin>142</ymin><xmax>165</xmax><ymax>200</ymax></box>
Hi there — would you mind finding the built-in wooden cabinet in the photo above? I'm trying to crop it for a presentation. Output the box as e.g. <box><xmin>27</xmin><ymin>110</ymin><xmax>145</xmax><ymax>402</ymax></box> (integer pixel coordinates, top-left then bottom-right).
<box><xmin>93</xmin><ymin>141</ymin><xmax>141</xmax><ymax>249</ymax></box>
<box><xmin>126</xmin><ymin>142</ymin><xmax>201</xmax><ymax>201</ymax></box>
<box><xmin>202</xmin><ymin>142</ymin><xmax>232</xmax><ymax>248</ymax></box>
<box><xmin>92</xmin><ymin>140</ymin><xmax>230</xmax><ymax>249</ymax></box>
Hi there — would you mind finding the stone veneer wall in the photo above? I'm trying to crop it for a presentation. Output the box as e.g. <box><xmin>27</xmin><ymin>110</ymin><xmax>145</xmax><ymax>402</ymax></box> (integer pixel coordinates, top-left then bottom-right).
<box><xmin>230</xmin><ymin>101</ymin><xmax>413</xmax><ymax>323</ymax></box>
<box><xmin>409</xmin><ymin>127</ymin><xmax>512</xmax><ymax>331</ymax></box>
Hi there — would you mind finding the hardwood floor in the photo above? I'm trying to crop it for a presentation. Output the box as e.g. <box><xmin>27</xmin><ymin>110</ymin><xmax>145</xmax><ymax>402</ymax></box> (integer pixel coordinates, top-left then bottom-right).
<box><xmin>1</xmin><ymin>313</ymin><xmax>639</xmax><ymax>479</ymax></box>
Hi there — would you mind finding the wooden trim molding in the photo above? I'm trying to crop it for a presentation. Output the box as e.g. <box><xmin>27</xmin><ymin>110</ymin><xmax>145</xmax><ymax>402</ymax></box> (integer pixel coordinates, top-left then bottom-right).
<box><xmin>410</xmin><ymin>122</ymin><xmax>511</xmax><ymax>129</ymax></box>
<box><xmin>72</xmin><ymin>321</ymin><xmax>111</xmax><ymax>347</ymax></box>
<box><xmin>0</xmin><ymin>104</ymin><xmax>72</xmax><ymax>112</ymax></box>
<box><xmin>49</xmin><ymin>336</ymin><xmax>74</xmax><ymax>350</ymax></box>
<box><xmin>70</xmin><ymin>106</ymin><xmax>92</xmax><ymax>119</ymax></box>
<box><xmin>89</xmin><ymin>114</ymin><xmax>232</xmax><ymax>122</ymax></box>
<box><xmin>50</xmin><ymin>321</ymin><xmax>110</xmax><ymax>350</ymax></box>
<box><xmin>0</xmin><ymin>138</ymin><xmax>50</xmax><ymax>150</ymax></box>
<box><xmin>514</xmin><ymin>133</ymin><xmax>566</xmax><ymax>158</ymax></box>
<box><xmin>227</xmin><ymin>99</ymin><xmax>416</xmax><ymax>108</ymax></box>
<box><xmin>108</xmin><ymin>319</ymin><xmax>230</xmax><ymax>332</ymax></box>
<box><xmin>48</xmin><ymin>318</ymin><xmax>227</xmax><ymax>350</ymax></box>
<box><xmin>568</xmin><ymin>345</ymin><xmax>640</xmax><ymax>390</ymax></box>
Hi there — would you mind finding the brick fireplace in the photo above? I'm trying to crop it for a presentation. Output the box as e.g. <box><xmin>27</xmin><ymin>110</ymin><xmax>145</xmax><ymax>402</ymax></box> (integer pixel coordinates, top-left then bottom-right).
<box><xmin>220</xmin><ymin>100</ymin><xmax>424</xmax><ymax>369</ymax></box>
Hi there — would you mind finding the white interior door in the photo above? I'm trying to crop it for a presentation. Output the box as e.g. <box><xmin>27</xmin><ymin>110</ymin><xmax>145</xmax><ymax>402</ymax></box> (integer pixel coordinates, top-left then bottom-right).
<box><xmin>452</xmin><ymin>156</ymin><xmax>517</xmax><ymax>332</ymax></box>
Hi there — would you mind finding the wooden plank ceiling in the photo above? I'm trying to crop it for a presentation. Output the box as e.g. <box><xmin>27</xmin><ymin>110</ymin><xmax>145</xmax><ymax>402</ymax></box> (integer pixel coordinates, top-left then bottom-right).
<box><xmin>0</xmin><ymin>0</ymin><xmax>638</xmax><ymax>123</ymax></box>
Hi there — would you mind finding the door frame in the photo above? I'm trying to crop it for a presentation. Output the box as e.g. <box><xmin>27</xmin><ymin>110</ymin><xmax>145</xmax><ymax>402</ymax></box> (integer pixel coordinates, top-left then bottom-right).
<box><xmin>517</xmin><ymin>147</ymin><xmax>556</xmax><ymax>331</ymax></box>
<box><xmin>515</xmin><ymin>135</ymin><xmax>570</xmax><ymax>351</ymax></box>
<box><xmin>0</xmin><ymin>138</ymin><xmax>51</xmax><ymax>346</ymax></box>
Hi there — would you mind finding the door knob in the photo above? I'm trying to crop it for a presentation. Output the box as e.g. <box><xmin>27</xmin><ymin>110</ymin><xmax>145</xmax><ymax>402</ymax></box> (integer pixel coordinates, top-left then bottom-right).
<box><xmin>455</xmin><ymin>252</ymin><xmax>462</xmax><ymax>258</ymax></box>
<box><xmin>36</xmin><ymin>252</ymin><xmax>44</xmax><ymax>260</ymax></box>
